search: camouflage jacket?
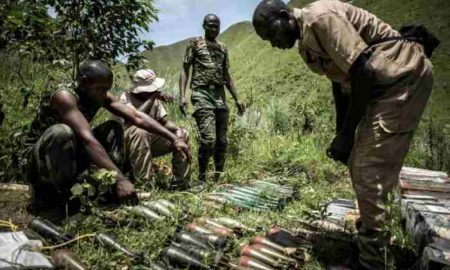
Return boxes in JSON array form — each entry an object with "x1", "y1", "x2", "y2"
[{"x1": 183, "y1": 37, "x2": 230, "y2": 89}]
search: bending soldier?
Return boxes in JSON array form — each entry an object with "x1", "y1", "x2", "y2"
[{"x1": 253, "y1": 0, "x2": 435, "y2": 269}]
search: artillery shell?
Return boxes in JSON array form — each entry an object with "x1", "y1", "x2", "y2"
[
  {"x1": 171, "y1": 241, "x2": 212, "y2": 260},
  {"x1": 29, "y1": 217, "x2": 72, "y2": 242},
  {"x1": 162, "y1": 246, "x2": 211, "y2": 270},
  {"x1": 238, "y1": 256, "x2": 276, "y2": 270},
  {"x1": 241, "y1": 245, "x2": 279, "y2": 267},
  {"x1": 52, "y1": 249, "x2": 88, "y2": 270},
  {"x1": 142, "y1": 201, "x2": 172, "y2": 217},
  {"x1": 95, "y1": 233, "x2": 141, "y2": 259},
  {"x1": 250, "y1": 237, "x2": 287, "y2": 255}
]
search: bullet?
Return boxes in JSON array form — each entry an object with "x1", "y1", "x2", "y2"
[
  {"x1": 29, "y1": 217, "x2": 72, "y2": 242},
  {"x1": 126, "y1": 206, "x2": 164, "y2": 221},
  {"x1": 52, "y1": 249, "x2": 88, "y2": 270},
  {"x1": 174, "y1": 232, "x2": 211, "y2": 250},
  {"x1": 161, "y1": 246, "x2": 212, "y2": 270},
  {"x1": 240, "y1": 245, "x2": 279, "y2": 267},
  {"x1": 142, "y1": 201, "x2": 172, "y2": 217},
  {"x1": 250, "y1": 237, "x2": 287, "y2": 255},
  {"x1": 95, "y1": 233, "x2": 142, "y2": 260},
  {"x1": 250, "y1": 244, "x2": 292, "y2": 262},
  {"x1": 238, "y1": 256, "x2": 276, "y2": 270}
]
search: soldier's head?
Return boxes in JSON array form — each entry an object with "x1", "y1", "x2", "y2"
[
  {"x1": 203, "y1": 14, "x2": 221, "y2": 41},
  {"x1": 77, "y1": 60, "x2": 113, "y2": 104},
  {"x1": 252, "y1": 0, "x2": 299, "y2": 49}
]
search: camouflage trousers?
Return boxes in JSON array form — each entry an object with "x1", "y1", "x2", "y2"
[
  {"x1": 349, "y1": 61, "x2": 433, "y2": 269},
  {"x1": 191, "y1": 85, "x2": 229, "y2": 181},
  {"x1": 124, "y1": 126, "x2": 190, "y2": 187},
  {"x1": 27, "y1": 120, "x2": 125, "y2": 208}
]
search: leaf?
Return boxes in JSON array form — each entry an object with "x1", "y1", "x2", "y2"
[{"x1": 70, "y1": 183, "x2": 84, "y2": 196}]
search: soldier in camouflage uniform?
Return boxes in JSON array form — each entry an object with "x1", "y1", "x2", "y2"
[
  {"x1": 24, "y1": 60, "x2": 189, "y2": 212},
  {"x1": 179, "y1": 14, "x2": 245, "y2": 183}
]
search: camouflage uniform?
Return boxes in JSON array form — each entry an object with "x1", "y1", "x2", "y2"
[
  {"x1": 118, "y1": 91, "x2": 190, "y2": 187},
  {"x1": 183, "y1": 37, "x2": 230, "y2": 178},
  {"x1": 24, "y1": 83, "x2": 125, "y2": 209},
  {"x1": 294, "y1": 1, "x2": 433, "y2": 269}
]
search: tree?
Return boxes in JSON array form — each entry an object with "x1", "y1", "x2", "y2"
[{"x1": 1, "y1": 0, "x2": 158, "y2": 73}]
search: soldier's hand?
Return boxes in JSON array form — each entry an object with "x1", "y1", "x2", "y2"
[
  {"x1": 173, "y1": 139, "x2": 190, "y2": 163},
  {"x1": 158, "y1": 92, "x2": 175, "y2": 103},
  {"x1": 175, "y1": 128, "x2": 189, "y2": 142},
  {"x1": 179, "y1": 97, "x2": 188, "y2": 117},
  {"x1": 235, "y1": 100, "x2": 246, "y2": 116},
  {"x1": 116, "y1": 177, "x2": 139, "y2": 205},
  {"x1": 327, "y1": 131, "x2": 354, "y2": 165}
]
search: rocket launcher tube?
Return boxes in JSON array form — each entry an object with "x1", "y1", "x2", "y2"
[
  {"x1": 238, "y1": 256, "x2": 276, "y2": 270},
  {"x1": 240, "y1": 245, "x2": 280, "y2": 267},
  {"x1": 162, "y1": 246, "x2": 212, "y2": 270}
]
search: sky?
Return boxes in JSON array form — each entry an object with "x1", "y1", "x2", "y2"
[{"x1": 144, "y1": 0, "x2": 289, "y2": 47}]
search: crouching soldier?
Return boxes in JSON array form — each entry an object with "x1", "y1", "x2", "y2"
[
  {"x1": 24, "y1": 60, "x2": 189, "y2": 213},
  {"x1": 119, "y1": 69, "x2": 190, "y2": 190}
]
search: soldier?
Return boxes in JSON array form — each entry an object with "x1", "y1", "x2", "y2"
[
  {"x1": 24, "y1": 60, "x2": 189, "y2": 213},
  {"x1": 179, "y1": 14, "x2": 245, "y2": 183},
  {"x1": 119, "y1": 69, "x2": 190, "y2": 190},
  {"x1": 253, "y1": 0, "x2": 435, "y2": 269}
]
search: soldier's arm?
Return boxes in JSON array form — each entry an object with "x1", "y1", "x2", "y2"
[
  {"x1": 223, "y1": 48, "x2": 245, "y2": 115},
  {"x1": 179, "y1": 63, "x2": 190, "y2": 103},
  {"x1": 331, "y1": 82, "x2": 349, "y2": 134},
  {"x1": 52, "y1": 91, "x2": 137, "y2": 203},
  {"x1": 105, "y1": 93, "x2": 189, "y2": 160}
]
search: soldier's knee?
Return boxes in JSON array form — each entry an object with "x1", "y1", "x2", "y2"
[
  {"x1": 45, "y1": 124, "x2": 75, "y2": 143},
  {"x1": 201, "y1": 138, "x2": 216, "y2": 151},
  {"x1": 216, "y1": 136, "x2": 227, "y2": 148},
  {"x1": 102, "y1": 120, "x2": 124, "y2": 136}
]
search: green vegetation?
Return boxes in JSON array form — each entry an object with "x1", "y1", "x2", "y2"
[{"x1": 0, "y1": 0, "x2": 449, "y2": 269}]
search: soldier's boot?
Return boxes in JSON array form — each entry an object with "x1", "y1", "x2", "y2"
[
  {"x1": 213, "y1": 152, "x2": 225, "y2": 181},
  {"x1": 197, "y1": 147, "x2": 210, "y2": 183},
  {"x1": 358, "y1": 228, "x2": 395, "y2": 270}
]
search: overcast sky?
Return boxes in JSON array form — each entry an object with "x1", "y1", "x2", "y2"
[{"x1": 144, "y1": 0, "x2": 289, "y2": 47}]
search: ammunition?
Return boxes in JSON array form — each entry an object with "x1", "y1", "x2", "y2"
[
  {"x1": 174, "y1": 232, "x2": 211, "y2": 250},
  {"x1": 250, "y1": 237, "x2": 287, "y2": 255},
  {"x1": 212, "y1": 217, "x2": 255, "y2": 232},
  {"x1": 212, "y1": 192, "x2": 272, "y2": 210},
  {"x1": 238, "y1": 256, "x2": 276, "y2": 270},
  {"x1": 126, "y1": 206, "x2": 164, "y2": 221},
  {"x1": 142, "y1": 201, "x2": 172, "y2": 217},
  {"x1": 194, "y1": 218, "x2": 236, "y2": 238},
  {"x1": 188, "y1": 232, "x2": 228, "y2": 249},
  {"x1": 156, "y1": 199, "x2": 178, "y2": 210},
  {"x1": 52, "y1": 249, "x2": 88, "y2": 270},
  {"x1": 29, "y1": 217, "x2": 72, "y2": 242},
  {"x1": 240, "y1": 245, "x2": 279, "y2": 267},
  {"x1": 171, "y1": 241, "x2": 212, "y2": 260},
  {"x1": 250, "y1": 244, "x2": 292, "y2": 262},
  {"x1": 95, "y1": 233, "x2": 142, "y2": 260},
  {"x1": 187, "y1": 223, "x2": 214, "y2": 234},
  {"x1": 161, "y1": 246, "x2": 211, "y2": 270},
  {"x1": 150, "y1": 262, "x2": 168, "y2": 270},
  {"x1": 229, "y1": 188, "x2": 279, "y2": 203}
]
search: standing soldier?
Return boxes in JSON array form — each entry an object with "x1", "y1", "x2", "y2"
[
  {"x1": 253, "y1": 0, "x2": 437, "y2": 269},
  {"x1": 179, "y1": 14, "x2": 245, "y2": 183}
]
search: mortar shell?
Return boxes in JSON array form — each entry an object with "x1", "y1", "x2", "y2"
[
  {"x1": 213, "y1": 217, "x2": 255, "y2": 233},
  {"x1": 127, "y1": 206, "x2": 164, "y2": 221},
  {"x1": 29, "y1": 217, "x2": 72, "y2": 242},
  {"x1": 187, "y1": 223, "x2": 214, "y2": 234},
  {"x1": 142, "y1": 201, "x2": 172, "y2": 217},
  {"x1": 52, "y1": 249, "x2": 88, "y2": 270},
  {"x1": 162, "y1": 246, "x2": 211, "y2": 270},
  {"x1": 195, "y1": 218, "x2": 236, "y2": 237},
  {"x1": 241, "y1": 245, "x2": 279, "y2": 267},
  {"x1": 238, "y1": 256, "x2": 276, "y2": 270},
  {"x1": 174, "y1": 232, "x2": 211, "y2": 250},
  {"x1": 171, "y1": 241, "x2": 212, "y2": 260},
  {"x1": 250, "y1": 244, "x2": 292, "y2": 262},
  {"x1": 95, "y1": 233, "x2": 141, "y2": 259},
  {"x1": 189, "y1": 232, "x2": 228, "y2": 249},
  {"x1": 250, "y1": 237, "x2": 287, "y2": 255}
]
